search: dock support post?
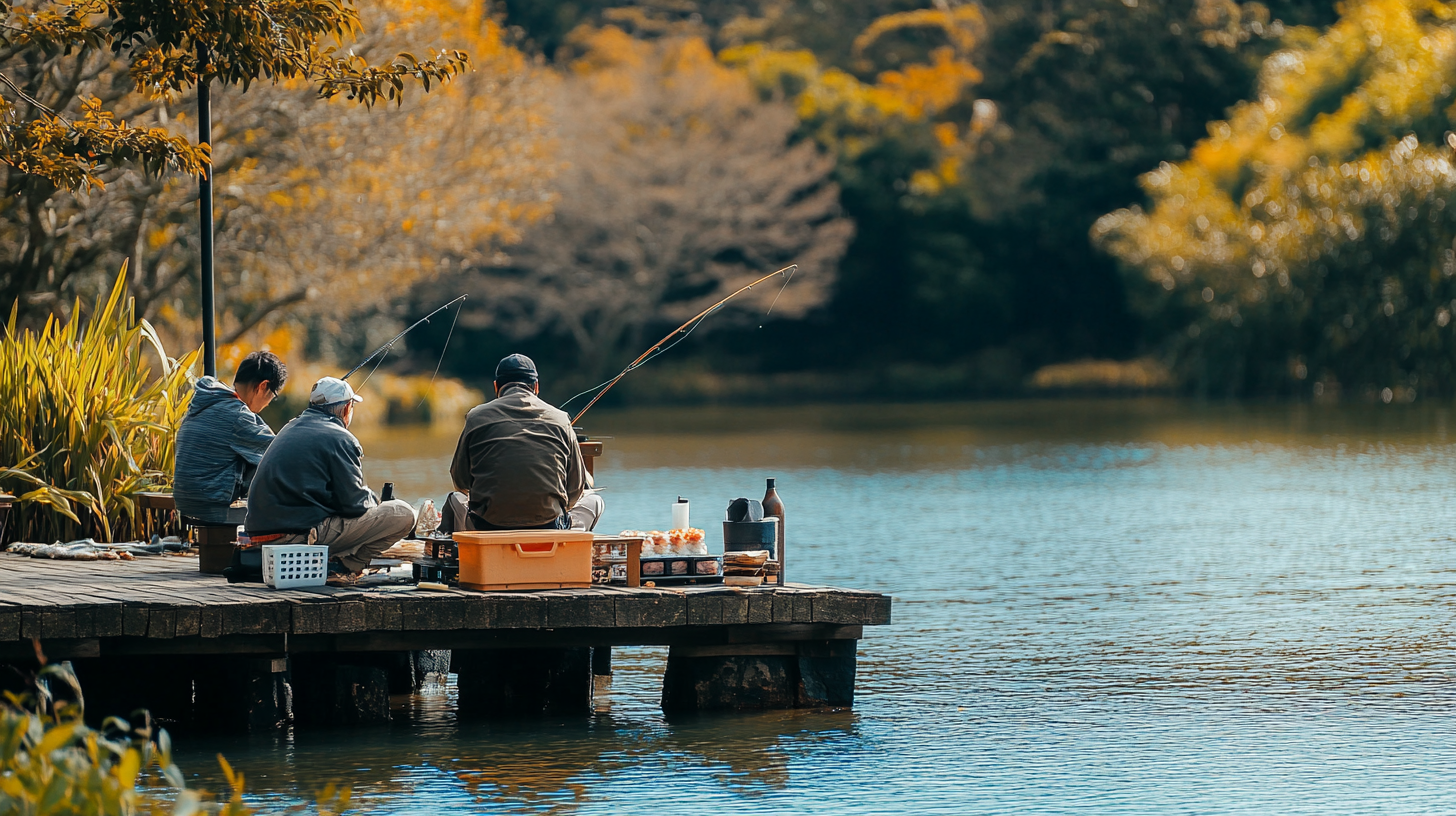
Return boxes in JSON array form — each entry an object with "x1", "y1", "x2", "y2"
[
  {"x1": 454, "y1": 648, "x2": 592, "y2": 718},
  {"x1": 291, "y1": 654, "x2": 391, "y2": 727},
  {"x1": 352, "y1": 650, "x2": 451, "y2": 694},
  {"x1": 194, "y1": 656, "x2": 291, "y2": 732},
  {"x1": 591, "y1": 646, "x2": 612, "y2": 676},
  {"x1": 71, "y1": 656, "x2": 197, "y2": 730},
  {"x1": 660, "y1": 641, "x2": 857, "y2": 713}
]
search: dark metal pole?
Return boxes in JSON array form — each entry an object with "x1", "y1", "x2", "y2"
[{"x1": 197, "y1": 47, "x2": 216, "y2": 377}]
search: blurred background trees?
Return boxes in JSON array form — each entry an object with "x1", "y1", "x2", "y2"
[
  {"x1": 13, "y1": 0, "x2": 1456, "y2": 404},
  {"x1": 428, "y1": 28, "x2": 851, "y2": 388},
  {"x1": 1097, "y1": 0, "x2": 1456, "y2": 398}
]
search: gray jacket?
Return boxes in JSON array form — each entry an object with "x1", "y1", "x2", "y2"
[
  {"x1": 173, "y1": 376, "x2": 275, "y2": 524},
  {"x1": 245, "y1": 407, "x2": 375, "y2": 535}
]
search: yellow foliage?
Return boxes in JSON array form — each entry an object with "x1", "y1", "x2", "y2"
[
  {"x1": 157, "y1": 0, "x2": 557, "y2": 347},
  {"x1": 876, "y1": 47, "x2": 983, "y2": 119},
  {"x1": 721, "y1": 16, "x2": 982, "y2": 180},
  {"x1": 852, "y1": 5, "x2": 986, "y2": 62},
  {"x1": 1095, "y1": 0, "x2": 1456, "y2": 393},
  {"x1": 0, "y1": 267, "x2": 198, "y2": 543}
]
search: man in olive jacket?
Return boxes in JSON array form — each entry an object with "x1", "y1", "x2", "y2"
[
  {"x1": 246, "y1": 377, "x2": 415, "y2": 579},
  {"x1": 447, "y1": 354, "x2": 603, "y2": 531}
]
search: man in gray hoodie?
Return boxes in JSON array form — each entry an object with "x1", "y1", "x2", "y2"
[
  {"x1": 245, "y1": 377, "x2": 415, "y2": 582},
  {"x1": 173, "y1": 351, "x2": 287, "y2": 524}
]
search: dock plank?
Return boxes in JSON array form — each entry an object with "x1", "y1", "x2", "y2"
[{"x1": 0, "y1": 554, "x2": 889, "y2": 655}]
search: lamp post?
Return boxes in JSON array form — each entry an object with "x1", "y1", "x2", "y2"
[{"x1": 197, "y1": 46, "x2": 216, "y2": 378}]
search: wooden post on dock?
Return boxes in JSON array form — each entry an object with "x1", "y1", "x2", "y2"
[
  {"x1": 291, "y1": 654, "x2": 392, "y2": 727},
  {"x1": 454, "y1": 648, "x2": 593, "y2": 718},
  {"x1": 660, "y1": 640, "x2": 857, "y2": 713},
  {"x1": 194, "y1": 656, "x2": 292, "y2": 731}
]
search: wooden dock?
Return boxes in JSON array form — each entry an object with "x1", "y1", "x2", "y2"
[{"x1": 0, "y1": 553, "x2": 891, "y2": 728}]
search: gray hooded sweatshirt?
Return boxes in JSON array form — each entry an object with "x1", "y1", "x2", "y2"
[{"x1": 173, "y1": 376, "x2": 275, "y2": 524}]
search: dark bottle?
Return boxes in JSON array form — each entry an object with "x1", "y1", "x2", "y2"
[
  {"x1": 762, "y1": 478, "x2": 784, "y2": 584},
  {"x1": 380, "y1": 482, "x2": 395, "y2": 502}
]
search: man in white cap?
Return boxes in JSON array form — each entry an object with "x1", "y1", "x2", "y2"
[{"x1": 245, "y1": 376, "x2": 415, "y2": 584}]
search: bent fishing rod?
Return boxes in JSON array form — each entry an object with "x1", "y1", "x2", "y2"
[
  {"x1": 342, "y1": 294, "x2": 468, "y2": 381},
  {"x1": 566, "y1": 264, "x2": 798, "y2": 425}
]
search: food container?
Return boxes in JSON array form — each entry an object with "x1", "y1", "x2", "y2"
[
  {"x1": 592, "y1": 534, "x2": 645, "y2": 585},
  {"x1": 453, "y1": 530, "x2": 594, "y2": 591},
  {"x1": 631, "y1": 555, "x2": 723, "y2": 585}
]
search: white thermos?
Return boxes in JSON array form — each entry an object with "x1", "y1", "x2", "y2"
[{"x1": 672, "y1": 496, "x2": 690, "y2": 529}]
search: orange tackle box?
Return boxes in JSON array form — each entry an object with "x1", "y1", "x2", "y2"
[{"x1": 453, "y1": 530, "x2": 594, "y2": 591}]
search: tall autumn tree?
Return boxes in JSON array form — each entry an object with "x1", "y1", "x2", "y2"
[
  {"x1": 1096, "y1": 0, "x2": 1456, "y2": 398},
  {"x1": 0, "y1": 0, "x2": 469, "y2": 322},
  {"x1": 143, "y1": 0, "x2": 556, "y2": 350},
  {"x1": 433, "y1": 28, "x2": 851, "y2": 382}
]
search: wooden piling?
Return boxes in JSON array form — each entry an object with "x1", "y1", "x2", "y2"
[
  {"x1": 291, "y1": 654, "x2": 391, "y2": 727},
  {"x1": 455, "y1": 648, "x2": 593, "y2": 718},
  {"x1": 660, "y1": 640, "x2": 856, "y2": 712},
  {"x1": 194, "y1": 655, "x2": 292, "y2": 731}
]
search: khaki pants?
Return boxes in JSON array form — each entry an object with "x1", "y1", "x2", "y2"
[{"x1": 276, "y1": 500, "x2": 416, "y2": 573}]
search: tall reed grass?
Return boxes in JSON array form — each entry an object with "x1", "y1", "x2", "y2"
[{"x1": 0, "y1": 266, "x2": 198, "y2": 544}]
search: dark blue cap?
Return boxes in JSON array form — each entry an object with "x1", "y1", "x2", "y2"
[{"x1": 495, "y1": 353, "x2": 538, "y2": 385}]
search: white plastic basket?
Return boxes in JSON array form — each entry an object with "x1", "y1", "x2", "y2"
[{"x1": 261, "y1": 544, "x2": 329, "y2": 588}]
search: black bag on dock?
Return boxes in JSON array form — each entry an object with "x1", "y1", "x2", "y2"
[{"x1": 222, "y1": 546, "x2": 264, "y2": 583}]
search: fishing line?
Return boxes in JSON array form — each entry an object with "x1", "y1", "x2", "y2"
[
  {"x1": 760, "y1": 264, "x2": 797, "y2": 326},
  {"x1": 558, "y1": 304, "x2": 719, "y2": 413},
  {"x1": 357, "y1": 346, "x2": 388, "y2": 390},
  {"x1": 342, "y1": 294, "x2": 468, "y2": 381},
  {"x1": 564, "y1": 264, "x2": 797, "y2": 424},
  {"x1": 415, "y1": 297, "x2": 463, "y2": 409}
]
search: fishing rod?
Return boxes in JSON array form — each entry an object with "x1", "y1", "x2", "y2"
[
  {"x1": 342, "y1": 294, "x2": 468, "y2": 381},
  {"x1": 566, "y1": 264, "x2": 797, "y2": 425}
]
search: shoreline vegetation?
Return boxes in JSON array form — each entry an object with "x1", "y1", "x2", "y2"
[
  {"x1": 0, "y1": 273, "x2": 195, "y2": 545},
  {"x1": 0, "y1": 660, "x2": 343, "y2": 816}
]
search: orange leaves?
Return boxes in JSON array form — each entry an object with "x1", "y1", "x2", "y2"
[
  {"x1": 721, "y1": 13, "x2": 984, "y2": 201},
  {"x1": 195, "y1": 0, "x2": 555, "y2": 346},
  {"x1": 851, "y1": 5, "x2": 985, "y2": 67},
  {"x1": 0, "y1": 93, "x2": 209, "y2": 190},
  {"x1": 0, "y1": 0, "x2": 474, "y2": 190},
  {"x1": 1096, "y1": 0, "x2": 1456, "y2": 393},
  {"x1": 875, "y1": 47, "x2": 983, "y2": 119}
]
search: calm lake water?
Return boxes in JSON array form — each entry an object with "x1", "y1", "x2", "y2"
[{"x1": 175, "y1": 399, "x2": 1456, "y2": 814}]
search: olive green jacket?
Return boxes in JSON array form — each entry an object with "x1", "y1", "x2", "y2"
[{"x1": 449, "y1": 383, "x2": 585, "y2": 528}]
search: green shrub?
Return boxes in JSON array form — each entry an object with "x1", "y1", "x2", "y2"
[
  {"x1": 0, "y1": 662, "x2": 351, "y2": 816},
  {"x1": 0, "y1": 266, "x2": 197, "y2": 543}
]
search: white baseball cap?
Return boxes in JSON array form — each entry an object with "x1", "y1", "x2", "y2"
[{"x1": 309, "y1": 376, "x2": 364, "y2": 406}]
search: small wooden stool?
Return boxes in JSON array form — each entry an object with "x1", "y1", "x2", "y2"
[
  {"x1": 136, "y1": 492, "x2": 180, "y2": 541},
  {"x1": 183, "y1": 505, "x2": 245, "y2": 575},
  {"x1": 0, "y1": 493, "x2": 14, "y2": 549}
]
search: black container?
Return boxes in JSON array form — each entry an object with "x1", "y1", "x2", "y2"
[
  {"x1": 631, "y1": 555, "x2": 723, "y2": 585},
  {"x1": 381, "y1": 482, "x2": 395, "y2": 502},
  {"x1": 723, "y1": 518, "x2": 777, "y2": 558}
]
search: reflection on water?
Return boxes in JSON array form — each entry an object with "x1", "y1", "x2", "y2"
[{"x1": 179, "y1": 400, "x2": 1456, "y2": 814}]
